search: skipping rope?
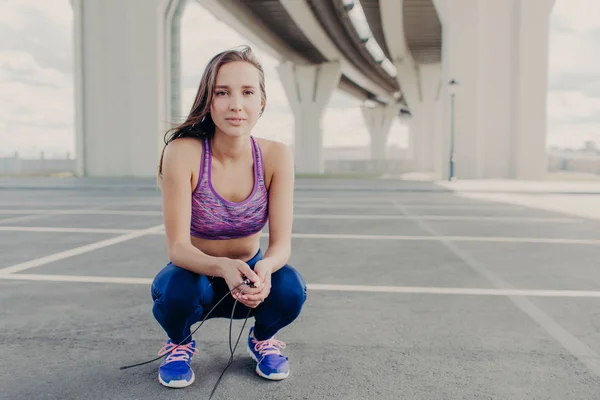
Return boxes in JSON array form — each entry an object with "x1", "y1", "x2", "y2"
[{"x1": 120, "y1": 278, "x2": 255, "y2": 399}]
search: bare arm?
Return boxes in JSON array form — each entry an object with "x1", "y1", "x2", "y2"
[
  {"x1": 261, "y1": 142, "x2": 295, "y2": 273},
  {"x1": 161, "y1": 139, "x2": 223, "y2": 277}
]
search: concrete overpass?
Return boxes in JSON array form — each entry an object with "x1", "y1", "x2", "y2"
[{"x1": 70, "y1": 0, "x2": 555, "y2": 179}]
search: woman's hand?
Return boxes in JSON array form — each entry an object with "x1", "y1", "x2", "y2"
[
  {"x1": 237, "y1": 260, "x2": 273, "y2": 308},
  {"x1": 218, "y1": 258, "x2": 262, "y2": 301}
]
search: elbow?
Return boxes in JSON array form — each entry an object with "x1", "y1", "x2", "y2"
[{"x1": 167, "y1": 240, "x2": 188, "y2": 266}]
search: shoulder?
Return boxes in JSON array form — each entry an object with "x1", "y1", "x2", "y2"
[
  {"x1": 163, "y1": 136, "x2": 203, "y2": 159},
  {"x1": 161, "y1": 137, "x2": 204, "y2": 179},
  {"x1": 253, "y1": 137, "x2": 292, "y2": 168},
  {"x1": 253, "y1": 137, "x2": 293, "y2": 189}
]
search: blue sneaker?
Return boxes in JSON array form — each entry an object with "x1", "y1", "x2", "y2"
[
  {"x1": 157, "y1": 339, "x2": 199, "y2": 388},
  {"x1": 246, "y1": 327, "x2": 290, "y2": 380}
]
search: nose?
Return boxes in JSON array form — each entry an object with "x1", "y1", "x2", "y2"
[{"x1": 229, "y1": 94, "x2": 242, "y2": 112}]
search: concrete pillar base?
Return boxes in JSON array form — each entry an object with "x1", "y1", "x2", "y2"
[{"x1": 361, "y1": 103, "x2": 402, "y2": 160}]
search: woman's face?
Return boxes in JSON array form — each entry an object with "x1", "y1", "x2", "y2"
[{"x1": 210, "y1": 61, "x2": 264, "y2": 138}]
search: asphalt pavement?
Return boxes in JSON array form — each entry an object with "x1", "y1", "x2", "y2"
[{"x1": 2, "y1": 177, "x2": 600, "y2": 399}]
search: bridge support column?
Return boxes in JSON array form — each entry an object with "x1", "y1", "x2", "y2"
[
  {"x1": 71, "y1": 0, "x2": 185, "y2": 177},
  {"x1": 406, "y1": 63, "x2": 443, "y2": 178},
  {"x1": 442, "y1": 0, "x2": 555, "y2": 179},
  {"x1": 277, "y1": 61, "x2": 341, "y2": 174},
  {"x1": 361, "y1": 103, "x2": 401, "y2": 160}
]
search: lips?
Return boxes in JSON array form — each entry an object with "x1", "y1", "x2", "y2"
[{"x1": 226, "y1": 117, "x2": 245, "y2": 126}]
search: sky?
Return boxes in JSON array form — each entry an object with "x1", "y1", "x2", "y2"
[{"x1": 0, "y1": 0, "x2": 598, "y2": 158}]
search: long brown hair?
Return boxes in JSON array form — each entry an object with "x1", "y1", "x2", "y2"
[{"x1": 157, "y1": 45, "x2": 267, "y2": 180}]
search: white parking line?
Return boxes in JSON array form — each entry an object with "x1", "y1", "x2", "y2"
[
  {"x1": 0, "y1": 209, "x2": 161, "y2": 216},
  {"x1": 293, "y1": 197, "x2": 483, "y2": 205},
  {"x1": 0, "y1": 208, "x2": 117, "y2": 224},
  {"x1": 394, "y1": 200, "x2": 600, "y2": 378},
  {"x1": 0, "y1": 227, "x2": 598, "y2": 245},
  {"x1": 0, "y1": 209, "x2": 580, "y2": 223},
  {"x1": 294, "y1": 203, "x2": 525, "y2": 210},
  {"x1": 3, "y1": 273, "x2": 600, "y2": 299},
  {"x1": 294, "y1": 199, "x2": 475, "y2": 205},
  {"x1": 0, "y1": 214, "x2": 57, "y2": 224},
  {"x1": 294, "y1": 198, "x2": 396, "y2": 205},
  {"x1": 0, "y1": 224, "x2": 164, "y2": 274},
  {"x1": 294, "y1": 214, "x2": 581, "y2": 223},
  {"x1": 307, "y1": 284, "x2": 600, "y2": 297},
  {"x1": 287, "y1": 233, "x2": 600, "y2": 245},
  {"x1": 0, "y1": 273, "x2": 151, "y2": 285},
  {"x1": 0, "y1": 226, "x2": 136, "y2": 234}
]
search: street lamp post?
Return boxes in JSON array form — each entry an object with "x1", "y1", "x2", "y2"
[{"x1": 448, "y1": 79, "x2": 458, "y2": 181}]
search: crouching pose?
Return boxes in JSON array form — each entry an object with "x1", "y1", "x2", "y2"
[{"x1": 152, "y1": 45, "x2": 306, "y2": 388}]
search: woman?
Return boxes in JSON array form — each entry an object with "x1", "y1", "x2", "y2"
[{"x1": 151, "y1": 46, "x2": 307, "y2": 389}]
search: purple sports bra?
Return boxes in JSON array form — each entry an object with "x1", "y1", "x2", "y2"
[{"x1": 190, "y1": 136, "x2": 268, "y2": 240}]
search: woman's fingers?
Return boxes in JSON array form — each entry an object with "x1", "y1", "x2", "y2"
[
  {"x1": 239, "y1": 283, "x2": 270, "y2": 302},
  {"x1": 232, "y1": 293, "x2": 261, "y2": 308},
  {"x1": 240, "y1": 284, "x2": 262, "y2": 295},
  {"x1": 233, "y1": 287, "x2": 262, "y2": 302},
  {"x1": 231, "y1": 288, "x2": 260, "y2": 301},
  {"x1": 235, "y1": 292, "x2": 262, "y2": 303},
  {"x1": 241, "y1": 292, "x2": 264, "y2": 302}
]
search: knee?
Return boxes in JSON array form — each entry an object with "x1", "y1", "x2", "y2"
[
  {"x1": 269, "y1": 265, "x2": 307, "y2": 313},
  {"x1": 151, "y1": 263, "x2": 201, "y2": 311}
]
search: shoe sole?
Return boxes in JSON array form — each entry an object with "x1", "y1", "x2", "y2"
[
  {"x1": 246, "y1": 345, "x2": 289, "y2": 381},
  {"x1": 158, "y1": 370, "x2": 195, "y2": 388}
]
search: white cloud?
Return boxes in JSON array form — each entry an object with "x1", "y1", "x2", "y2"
[
  {"x1": 553, "y1": 0, "x2": 600, "y2": 33},
  {"x1": 0, "y1": 0, "x2": 71, "y2": 26},
  {"x1": 547, "y1": 121, "x2": 600, "y2": 149},
  {"x1": 322, "y1": 107, "x2": 369, "y2": 147},
  {"x1": 547, "y1": 91, "x2": 600, "y2": 122},
  {"x1": 0, "y1": 51, "x2": 68, "y2": 86},
  {"x1": 0, "y1": 50, "x2": 73, "y2": 157},
  {"x1": 388, "y1": 119, "x2": 409, "y2": 148},
  {"x1": 0, "y1": 0, "x2": 73, "y2": 157},
  {"x1": 547, "y1": 1, "x2": 600, "y2": 149},
  {"x1": 549, "y1": 32, "x2": 599, "y2": 79},
  {"x1": 0, "y1": 0, "x2": 72, "y2": 73}
]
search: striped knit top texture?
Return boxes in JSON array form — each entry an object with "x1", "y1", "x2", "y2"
[{"x1": 190, "y1": 136, "x2": 268, "y2": 240}]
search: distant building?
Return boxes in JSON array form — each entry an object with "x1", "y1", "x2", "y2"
[
  {"x1": 582, "y1": 141, "x2": 599, "y2": 154},
  {"x1": 548, "y1": 142, "x2": 600, "y2": 174}
]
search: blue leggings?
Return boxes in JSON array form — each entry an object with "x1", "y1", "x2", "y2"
[{"x1": 151, "y1": 249, "x2": 307, "y2": 342}]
